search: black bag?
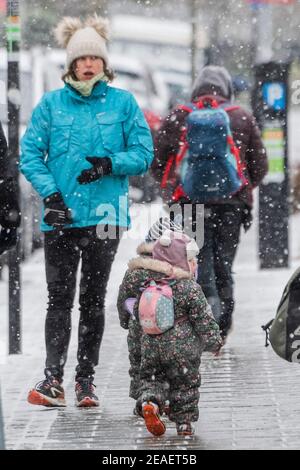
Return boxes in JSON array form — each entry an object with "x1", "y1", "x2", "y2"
[
  {"x1": 262, "y1": 267, "x2": 300, "y2": 363},
  {"x1": 0, "y1": 178, "x2": 21, "y2": 228}
]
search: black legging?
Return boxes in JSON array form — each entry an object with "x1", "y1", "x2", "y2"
[{"x1": 44, "y1": 226, "x2": 122, "y2": 381}]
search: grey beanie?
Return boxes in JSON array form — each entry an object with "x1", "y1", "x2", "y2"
[{"x1": 191, "y1": 65, "x2": 234, "y2": 101}]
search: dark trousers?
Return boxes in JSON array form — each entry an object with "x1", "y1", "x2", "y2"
[
  {"x1": 44, "y1": 226, "x2": 121, "y2": 381},
  {"x1": 197, "y1": 204, "x2": 244, "y2": 335}
]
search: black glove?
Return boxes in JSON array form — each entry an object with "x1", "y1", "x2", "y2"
[
  {"x1": 0, "y1": 178, "x2": 21, "y2": 229},
  {"x1": 43, "y1": 192, "x2": 73, "y2": 227},
  {"x1": 0, "y1": 227, "x2": 17, "y2": 256},
  {"x1": 77, "y1": 157, "x2": 112, "y2": 185}
]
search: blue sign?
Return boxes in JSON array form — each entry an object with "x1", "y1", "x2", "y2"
[{"x1": 262, "y1": 82, "x2": 286, "y2": 110}]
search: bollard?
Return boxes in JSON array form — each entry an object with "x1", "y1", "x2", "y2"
[{"x1": 252, "y1": 62, "x2": 290, "y2": 269}]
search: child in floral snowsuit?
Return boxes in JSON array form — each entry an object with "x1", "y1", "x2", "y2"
[
  {"x1": 118, "y1": 217, "x2": 182, "y2": 403},
  {"x1": 117, "y1": 230, "x2": 222, "y2": 437}
]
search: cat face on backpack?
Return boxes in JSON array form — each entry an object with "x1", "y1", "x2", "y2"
[{"x1": 139, "y1": 280, "x2": 175, "y2": 335}]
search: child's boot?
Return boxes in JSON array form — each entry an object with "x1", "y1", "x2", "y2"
[
  {"x1": 142, "y1": 401, "x2": 166, "y2": 436},
  {"x1": 176, "y1": 422, "x2": 195, "y2": 436}
]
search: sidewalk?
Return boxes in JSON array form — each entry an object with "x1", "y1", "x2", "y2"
[{"x1": 1, "y1": 205, "x2": 300, "y2": 450}]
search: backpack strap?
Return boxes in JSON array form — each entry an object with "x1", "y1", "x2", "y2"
[
  {"x1": 171, "y1": 184, "x2": 189, "y2": 202},
  {"x1": 160, "y1": 105, "x2": 192, "y2": 192},
  {"x1": 223, "y1": 105, "x2": 240, "y2": 113},
  {"x1": 227, "y1": 134, "x2": 248, "y2": 187},
  {"x1": 177, "y1": 104, "x2": 195, "y2": 113},
  {"x1": 261, "y1": 319, "x2": 274, "y2": 347},
  {"x1": 140, "y1": 278, "x2": 177, "y2": 289},
  {"x1": 174, "y1": 104, "x2": 197, "y2": 164},
  {"x1": 161, "y1": 154, "x2": 175, "y2": 189}
]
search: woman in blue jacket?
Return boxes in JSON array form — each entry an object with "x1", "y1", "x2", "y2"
[{"x1": 20, "y1": 15, "x2": 153, "y2": 408}]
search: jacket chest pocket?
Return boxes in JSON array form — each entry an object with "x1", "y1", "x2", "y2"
[
  {"x1": 49, "y1": 115, "x2": 74, "y2": 160},
  {"x1": 96, "y1": 112, "x2": 126, "y2": 153}
]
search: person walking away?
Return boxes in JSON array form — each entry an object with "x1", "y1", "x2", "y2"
[
  {"x1": 152, "y1": 65, "x2": 268, "y2": 340},
  {"x1": 20, "y1": 15, "x2": 153, "y2": 408}
]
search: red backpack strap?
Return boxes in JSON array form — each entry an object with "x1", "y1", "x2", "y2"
[
  {"x1": 161, "y1": 154, "x2": 175, "y2": 189},
  {"x1": 177, "y1": 104, "x2": 194, "y2": 113},
  {"x1": 171, "y1": 184, "x2": 189, "y2": 202},
  {"x1": 160, "y1": 106, "x2": 192, "y2": 190},
  {"x1": 224, "y1": 105, "x2": 240, "y2": 113},
  {"x1": 227, "y1": 135, "x2": 248, "y2": 186},
  {"x1": 176, "y1": 137, "x2": 189, "y2": 165}
]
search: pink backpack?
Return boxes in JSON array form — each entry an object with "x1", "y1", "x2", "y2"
[{"x1": 138, "y1": 279, "x2": 175, "y2": 335}]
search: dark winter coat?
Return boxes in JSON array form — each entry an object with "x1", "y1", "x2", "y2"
[
  {"x1": 152, "y1": 94, "x2": 268, "y2": 208},
  {"x1": 117, "y1": 254, "x2": 222, "y2": 423},
  {"x1": 118, "y1": 254, "x2": 222, "y2": 351}
]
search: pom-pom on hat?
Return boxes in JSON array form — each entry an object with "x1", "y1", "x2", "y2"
[
  {"x1": 54, "y1": 14, "x2": 110, "y2": 69},
  {"x1": 152, "y1": 230, "x2": 199, "y2": 273}
]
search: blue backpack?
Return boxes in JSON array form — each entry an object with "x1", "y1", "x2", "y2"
[{"x1": 161, "y1": 97, "x2": 247, "y2": 203}]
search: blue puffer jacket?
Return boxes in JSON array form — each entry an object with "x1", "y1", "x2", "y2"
[{"x1": 20, "y1": 81, "x2": 153, "y2": 231}]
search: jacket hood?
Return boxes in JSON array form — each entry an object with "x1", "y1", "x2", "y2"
[
  {"x1": 136, "y1": 241, "x2": 155, "y2": 256},
  {"x1": 191, "y1": 65, "x2": 234, "y2": 102},
  {"x1": 128, "y1": 256, "x2": 193, "y2": 280}
]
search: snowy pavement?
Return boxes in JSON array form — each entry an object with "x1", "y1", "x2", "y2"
[{"x1": 1, "y1": 204, "x2": 300, "y2": 450}]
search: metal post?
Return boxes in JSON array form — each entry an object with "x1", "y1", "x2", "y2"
[
  {"x1": 190, "y1": 0, "x2": 198, "y2": 83},
  {"x1": 7, "y1": 0, "x2": 21, "y2": 354},
  {"x1": 256, "y1": 4, "x2": 273, "y2": 64},
  {"x1": 0, "y1": 383, "x2": 5, "y2": 450},
  {"x1": 252, "y1": 62, "x2": 290, "y2": 269}
]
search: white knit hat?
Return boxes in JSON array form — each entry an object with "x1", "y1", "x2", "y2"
[{"x1": 54, "y1": 15, "x2": 110, "y2": 69}]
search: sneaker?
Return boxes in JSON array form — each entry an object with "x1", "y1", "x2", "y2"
[
  {"x1": 75, "y1": 378, "x2": 99, "y2": 407},
  {"x1": 27, "y1": 377, "x2": 66, "y2": 407},
  {"x1": 176, "y1": 422, "x2": 195, "y2": 436},
  {"x1": 142, "y1": 401, "x2": 166, "y2": 437}
]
